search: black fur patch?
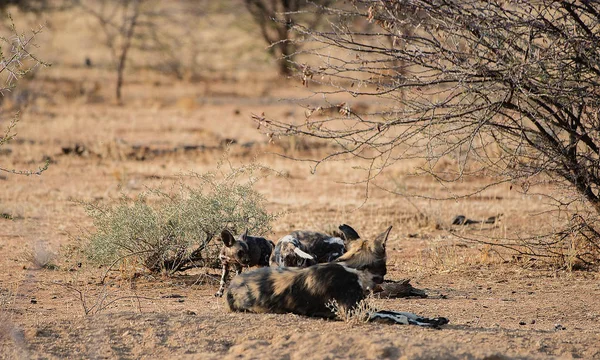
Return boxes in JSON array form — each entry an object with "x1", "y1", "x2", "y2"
[
  {"x1": 291, "y1": 231, "x2": 346, "y2": 263},
  {"x1": 244, "y1": 236, "x2": 273, "y2": 267}
]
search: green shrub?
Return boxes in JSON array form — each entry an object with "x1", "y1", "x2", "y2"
[{"x1": 82, "y1": 164, "x2": 277, "y2": 275}]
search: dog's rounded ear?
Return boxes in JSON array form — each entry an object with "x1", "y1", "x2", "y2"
[
  {"x1": 338, "y1": 224, "x2": 361, "y2": 241},
  {"x1": 221, "y1": 229, "x2": 236, "y2": 247},
  {"x1": 374, "y1": 226, "x2": 392, "y2": 248}
]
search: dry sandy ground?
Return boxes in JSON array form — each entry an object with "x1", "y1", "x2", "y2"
[{"x1": 0, "y1": 72, "x2": 599, "y2": 360}]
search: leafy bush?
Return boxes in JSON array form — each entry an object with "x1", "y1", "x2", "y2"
[{"x1": 82, "y1": 164, "x2": 277, "y2": 275}]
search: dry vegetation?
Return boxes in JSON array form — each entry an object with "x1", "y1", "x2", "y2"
[{"x1": 0, "y1": 2, "x2": 599, "y2": 359}]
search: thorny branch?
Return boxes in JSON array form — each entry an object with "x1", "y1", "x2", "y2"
[
  {"x1": 0, "y1": 14, "x2": 49, "y2": 176},
  {"x1": 258, "y1": 0, "x2": 600, "y2": 267}
]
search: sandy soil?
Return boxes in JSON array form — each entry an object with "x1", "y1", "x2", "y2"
[
  {"x1": 1, "y1": 77, "x2": 599, "y2": 359},
  {"x1": 0, "y1": 5, "x2": 599, "y2": 359}
]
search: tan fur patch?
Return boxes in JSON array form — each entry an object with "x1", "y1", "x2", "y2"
[
  {"x1": 336, "y1": 239, "x2": 367, "y2": 261},
  {"x1": 272, "y1": 270, "x2": 300, "y2": 296},
  {"x1": 337, "y1": 239, "x2": 383, "y2": 268},
  {"x1": 247, "y1": 281, "x2": 262, "y2": 302},
  {"x1": 283, "y1": 293, "x2": 297, "y2": 310},
  {"x1": 303, "y1": 269, "x2": 326, "y2": 295}
]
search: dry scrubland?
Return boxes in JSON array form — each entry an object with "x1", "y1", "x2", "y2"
[{"x1": 0, "y1": 5, "x2": 599, "y2": 360}]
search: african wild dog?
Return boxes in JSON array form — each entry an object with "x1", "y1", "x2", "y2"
[
  {"x1": 290, "y1": 230, "x2": 344, "y2": 263},
  {"x1": 269, "y1": 235, "x2": 316, "y2": 268},
  {"x1": 214, "y1": 229, "x2": 274, "y2": 297},
  {"x1": 290, "y1": 223, "x2": 361, "y2": 264},
  {"x1": 270, "y1": 224, "x2": 361, "y2": 268},
  {"x1": 225, "y1": 226, "x2": 448, "y2": 326}
]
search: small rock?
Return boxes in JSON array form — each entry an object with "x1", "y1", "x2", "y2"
[
  {"x1": 519, "y1": 321, "x2": 526, "y2": 325},
  {"x1": 161, "y1": 294, "x2": 185, "y2": 299},
  {"x1": 554, "y1": 324, "x2": 566, "y2": 331},
  {"x1": 30, "y1": 298, "x2": 37, "y2": 304},
  {"x1": 184, "y1": 310, "x2": 197, "y2": 316},
  {"x1": 531, "y1": 319, "x2": 536, "y2": 324}
]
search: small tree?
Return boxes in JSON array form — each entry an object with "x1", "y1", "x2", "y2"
[
  {"x1": 258, "y1": 0, "x2": 600, "y2": 267},
  {"x1": 0, "y1": 15, "x2": 49, "y2": 175},
  {"x1": 244, "y1": 0, "x2": 332, "y2": 76},
  {"x1": 82, "y1": 162, "x2": 277, "y2": 276},
  {"x1": 74, "y1": 0, "x2": 210, "y2": 101},
  {"x1": 74, "y1": 0, "x2": 144, "y2": 103}
]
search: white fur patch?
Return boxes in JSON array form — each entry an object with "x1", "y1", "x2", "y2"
[
  {"x1": 293, "y1": 247, "x2": 315, "y2": 260},
  {"x1": 341, "y1": 266, "x2": 375, "y2": 292},
  {"x1": 278, "y1": 235, "x2": 296, "y2": 243},
  {"x1": 369, "y1": 312, "x2": 410, "y2": 325},
  {"x1": 324, "y1": 237, "x2": 344, "y2": 246}
]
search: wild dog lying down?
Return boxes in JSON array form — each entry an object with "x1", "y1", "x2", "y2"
[
  {"x1": 226, "y1": 226, "x2": 448, "y2": 327},
  {"x1": 269, "y1": 235, "x2": 317, "y2": 268},
  {"x1": 214, "y1": 229, "x2": 274, "y2": 297},
  {"x1": 290, "y1": 223, "x2": 361, "y2": 264},
  {"x1": 269, "y1": 224, "x2": 361, "y2": 268}
]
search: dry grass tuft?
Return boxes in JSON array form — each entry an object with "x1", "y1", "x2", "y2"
[
  {"x1": 326, "y1": 295, "x2": 378, "y2": 325},
  {"x1": 21, "y1": 242, "x2": 57, "y2": 270}
]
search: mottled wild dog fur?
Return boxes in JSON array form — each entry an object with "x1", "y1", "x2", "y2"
[
  {"x1": 291, "y1": 224, "x2": 361, "y2": 263},
  {"x1": 225, "y1": 226, "x2": 391, "y2": 318},
  {"x1": 269, "y1": 235, "x2": 316, "y2": 268},
  {"x1": 291, "y1": 231, "x2": 345, "y2": 263},
  {"x1": 214, "y1": 229, "x2": 274, "y2": 297}
]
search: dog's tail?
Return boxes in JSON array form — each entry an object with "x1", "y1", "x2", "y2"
[{"x1": 368, "y1": 310, "x2": 449, "y2": 328}]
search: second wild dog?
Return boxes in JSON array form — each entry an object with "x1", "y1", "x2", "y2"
[
  {"x1": 290, "y1": 223, "x2": 361, "y2": 263},
  {"x1": 269, "y1": 234, "x2": 317, "y2": 268},
  {"x1": 270, "y1": 224, "x2": 361, "y2": 268},
  {"x1": 214, "y1": 229, "x2": 274, "y2": 297}
]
